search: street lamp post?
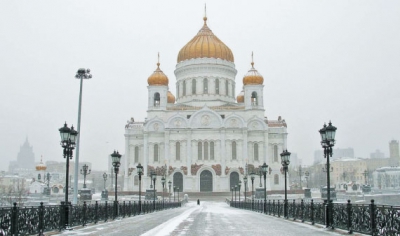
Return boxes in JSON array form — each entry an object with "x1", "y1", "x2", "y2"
[
  {"x1": 319, "y1": 121, "x2": 337, "y2": 228},
  {"x1": 151, "y1": 172, "x2": 156, "y2": 210},
  {"x1": 231, "y1": 187, "x2": 234, "y2": 202},
  {"x1": 305, "y1": 171, "x2": 310, "y2": 188},
  {"x1": 111, "y1": 150, "x2": 122, "y2": 219},
  {"x1": 250, "y1": 172, "x2": 255, "y2": 210},
  {"x1": 161, "y1": 176, "x2": 165, "y2": 209},
  {"x1": 177, "y1": 187, "x2": 180, "y2": 202},
  {"x1": 102, "y1": 173, "x2": 107, "y2": 190},
  {"x1": 59, "y1": 122, "x2": 78, "y2": 229},
  {"x1": 168, "y1": 180, "x2": 171, "y2": 202},
  {"x1": 137, "y1": 163, "x2": 143, "y2": 214},
  {"x1": 73, "y1": 68, "x2": 92, "y2": 205},
  {"x1": 280, "y1": 150, "x2": 291, "y2": 219},
  {"x1": 101, "y1": 172, "x2": 108, "y2": 201},
  {"x1": 261, "y1": 163, "x2": 268, "y2": 213},
  {"x1": 234, "y1": 185, "x2": 237, "y2": 207},
  {"x1": 80, "y1": 164, "x2": 91, "y2": 189},
  {"x1": 238, "y1": 180, "x2": 242, "y2": 206},
  {"x1": 243, "y1": 175, "x2": 248, "y2": 203},
  {"x1": 173, "y1": 186, "x2": 176, "y2": 202}
]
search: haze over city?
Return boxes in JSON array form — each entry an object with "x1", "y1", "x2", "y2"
[{"x1": 1, "y1": 0, "x2": 399, "y2": 171}]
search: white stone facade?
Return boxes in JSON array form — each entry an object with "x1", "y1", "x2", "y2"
[{"x1": 123, "y1": 20, "x2": 288, "y2": 193}]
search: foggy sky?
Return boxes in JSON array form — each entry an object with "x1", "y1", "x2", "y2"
[{"x1": 1, "y1": 0, "x2": 399, "y2": 171}]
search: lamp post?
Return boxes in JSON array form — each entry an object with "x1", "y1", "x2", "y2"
[
  {"x1": 177, "y1": 187, "x2": 180, "y2": 202},
  {"x1": 280, "y1": 150, "x2": 291, "y2": 219},
  {"x1": 101, "y1": 172, "x2": 108, "y2": 201},
  {"x1": 111, "y1": 150, "x2": 121, "y2": 219},
  {"x1": 137, "y1": 163, "x2": 143, "y2": 214},
  {"x1": 243, "y1": 175, "x2": 248, "y2": 203},
  {"x1": 151, "y1": 172, "x2": 156, "y2": 210},
  {"x1": 168, "y1": 180, "x2": 171, "y2": 202},
  {"x1": 234, "y1": 185, "x2": 237, "y2": 207},
  {"x1": 103, "y1": 172, "x2": 107, "y2": 190},
  {"x1": 319, "y1": 121, "x2": 337, "y2": 228},
  {"x1": 259, "y1": 168, "x2": 263, "y2": 188},
  {"x1": 305, "y1": 171, "x2": 310, "y2": 188},
  {"x1": 231, "y1": 186, "x2": 234, "y2": 202},
  {"x1": 173, "y1": 186, "x2": 176, "y2": 202},
  {"x1": 59, "y1": 122, "x2": 78, "y2": 229},
  {"x1": 250, "y1": 172, "x2": 255, "y2": 209},
  {"x1": 261, "y1": 163, "x2": 268, "y2": 213},
  {"x1": 80, "y1": 164, "x2": 91, "y2": 189},
  {"x1": 238, "y1": 180, "x2": 242, "y2": 206},
  {"x1": 46, "y1": 173, "x2": 51, "y2": 195},
  {"x1": 73, "y1": 68, "x2": 92, "y2": 205},
  {"x1": 161, "y1": 176, "x2": 165, "y2": 208}
]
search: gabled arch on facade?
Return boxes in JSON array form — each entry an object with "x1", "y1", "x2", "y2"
[
  {"x1": 188, "y1": 106, "x2": 223, "y2": 128},
  {"x1": 247, "y1": 116, "x2": 268, "y2": 131},
  {"x1": 196, "y1": 165, "x2": 217, "y2": 179},
  {"x1": 166, "y1": 113, "x2": 188, "y2": 129},
  {"x1": 223, "y1": 114, "x2": 246, "y2": 128},
  {"x1": 251, "y1": 91, "x2": 258, "y2": 105},
  {"x1": 144, "y1": 117, "x2": 165, "y2": 132},
  {"x1": 154, "y1": 92, "x2": 160, "y2": 107}
]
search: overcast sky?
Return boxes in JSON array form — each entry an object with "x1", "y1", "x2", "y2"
[{"x1": 1, "y1": 0, "x2": 399, "y2": 172}]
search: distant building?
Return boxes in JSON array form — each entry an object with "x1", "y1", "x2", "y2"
[
  {"x1": 370, "y1": 149, "x2": 385, "y2": 159},
  {"x1": 314, "y1": 148, "x2": 354, "y2": 164},
  {"x1": 330, "y1": 158, "x2": 367, "y2": 185},
  {"x1": 9, "y1": 138, "x2": 35, "y2": 172},
  {"x1": 389, "y1": 140, "x2": 400, "y2": 166},
  {"x1": 373, "y1": 167, "x2": 400, "y2": 189},
  {"x1": 364, "y1": 158, "x2": 390, "y2": 172}
]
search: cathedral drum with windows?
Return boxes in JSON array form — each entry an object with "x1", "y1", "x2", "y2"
[{"x1": 124, "y1": 15, "x2": 288, "y2": 193}]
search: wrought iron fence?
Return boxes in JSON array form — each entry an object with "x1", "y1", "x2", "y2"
[
  {"x1": 0, "y1": 200, "x2": 181, "y2": 235},
  {"x1": 228, "y1": 198, "x2": 400, "y2": 235}
]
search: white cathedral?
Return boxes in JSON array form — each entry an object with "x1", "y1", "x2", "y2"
[{"x1": 123, "y1": 15, "x2": 288, "y2": 193}]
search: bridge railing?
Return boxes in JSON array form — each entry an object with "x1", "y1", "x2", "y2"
[
  {"x1": 0, "y1": 200, "x2": 182, "y2": 236},
  {"x1": 229, "y1": 199, "x2": 399, "y2": 235}
]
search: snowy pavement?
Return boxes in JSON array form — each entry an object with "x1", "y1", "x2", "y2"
[{"x1": 52, "y1": 201, "x2": 343, "y2": 236}]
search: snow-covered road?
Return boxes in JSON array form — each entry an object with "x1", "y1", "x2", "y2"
[{"x1": 53, "y1": 201, "x2": 342, "y2": 236}]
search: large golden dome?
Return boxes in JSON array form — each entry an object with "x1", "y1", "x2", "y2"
[
  {"x1": 36, "y1": 157, "x2": 47, "y2": 171},
  {"x1": 167, "y1": 91, "x2": 175, "y2": 103},
  {"x1": 236, "y1": 90, "x2": 244, "y2": 103},
  {"x1": 147, "y1": 62, "x2": 169, "y2": 86},
  {"x1": 177, "y1": 17, "x2": 234, "y2": 63},
  {"x1": 243, "y1": 61, "x2": 264, "y2": 85}
]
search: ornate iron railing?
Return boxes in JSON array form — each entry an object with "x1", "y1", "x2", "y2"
[
  {"x1": 228, "y1": 198, "x2": 400, "y2": 235},
  {"x1": 0, "y1": 200, "x2": 181, "y2": 235}
]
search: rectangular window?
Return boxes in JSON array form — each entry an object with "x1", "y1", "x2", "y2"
[
  {"x1": 134, "y1": 146, "x2": 139, "y2": 163},
  {"x1": 176, "y1": 142, "x2": 180, "y2": 161},
  {"x1": 254, "y1": 143, "x2": 259, "y2": 161},
  {"x1": 210, "y1": 142, "x2": 214, "y2": 160},
  {"x1": 154, "y1": 144, "x2": 159, "y2": 162},
  {"x1": 232, "y1": 141, "x2": 237, "y2": 160},
  {"x1": 198, "y1": 142, "x2": 202, "y2": 160},
  {"x1": 204, "y1": 142, "x2": 209, "y2": 160}
]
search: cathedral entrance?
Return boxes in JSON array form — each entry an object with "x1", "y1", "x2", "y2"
[
  {"x1": 230, "y1": 172, "x2": 239, "y2": 189},
  {"x1": 200, "y1": 170, "x2": 213, "y2": 192},
  {"x1": 173, "y1": 172, "x2": 183, "y2": 191}
]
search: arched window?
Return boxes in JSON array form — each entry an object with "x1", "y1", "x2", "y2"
[
  {"x1": 254, "y1": 143, "x2": 259, "y2": 161},
  {"x1": 232, "y1": 141, "x2": 237, "y2": 160},
  {"x1": 134, "y1": 175, "x2": 139, "y2": 185},
  {"x1": 192, "y1": 79, "x2": 196, "y2": 94},
  {"x1": 274, "y1": 145, "x2": 278, "y2": 162},
  {"x1": 251, "y1": 91, "x2": 258, "y2": 105},
  {"x1": 198, "y1": 142, "x2": 202, "y2": 160},
  {"x1": 204, "y1": 142, "x2": 209, "y2": 160},
  {"x1": 274, "y1": 174, "x2": 279, "y2": 185},
  {"x1": 225, "y1": 80, "x2": 229, "y2": 96},
  {"x1": 210, "y1": 141, "x2": 215, "y2": 160},
  {"x1": 183, "y1": 81, "x2": 186, "y2": 96},
  {"x1": 176, "y1": 142, "x2": 180, "y2": 161},
  {"x1": 154, "y1": 92, "x2": 160, "y2": 107},
  {"x1": 134, "y1": 146, "x2": 139, "y2": 163},
  {"x1": 203, "y1": 78, "x2": 208, "y2": 94},
  {"x1": 154, "y1": 144, "x2": 159, "y2": 162},
  {"x1": 215, "y1": 79, "x2": 219, "y2": 94}
]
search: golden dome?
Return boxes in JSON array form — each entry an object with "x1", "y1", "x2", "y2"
[
  {"x1": 167, "y1": 91, "x2": 175, "y2": 103},
  {"x1": 243, "y1": 61, "x2": 264, "y2": 85},
  {"x1": 236, "y1": 90, "x2": 244, "y2": 103},
  {"x1": 148, "y1": 62, "x2": 169, "y2": 86},
  {"x1": 36, "y1": 156, "x2": 47, "y2": 171},
  {"x1": 177, "y1": 17, "x2": 234, "y2": 63}
]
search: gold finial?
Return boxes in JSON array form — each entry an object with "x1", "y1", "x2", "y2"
[
  {"x1": 251, "y1": 51, "x2": 254, "y2": 68},
  {"x1": 157, "y1": 52, "x2": 160, "y2": 67},
  {"x1": 203, "y1": 3, "x2": 207, "y2": 24}
]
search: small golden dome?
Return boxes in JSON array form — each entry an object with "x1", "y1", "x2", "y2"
[
  {"x1": 36, "y1": 157, "x2": 47, "y2": 171},
  {"x1": 167, "y1": 91, "x2": 175, "y2": 103},
  {"x1": 148, "y1": 62, "x2": 169, "y2": 86},
  {"x1": 236, "y1": 90, "x2": 244, "y2": 103},
  {"x1": 243, "y1": 61, "x2": 264, "y2": 85},
  {"x1": 177, "y1": 17, "x2": 234, "y2": 63}
]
